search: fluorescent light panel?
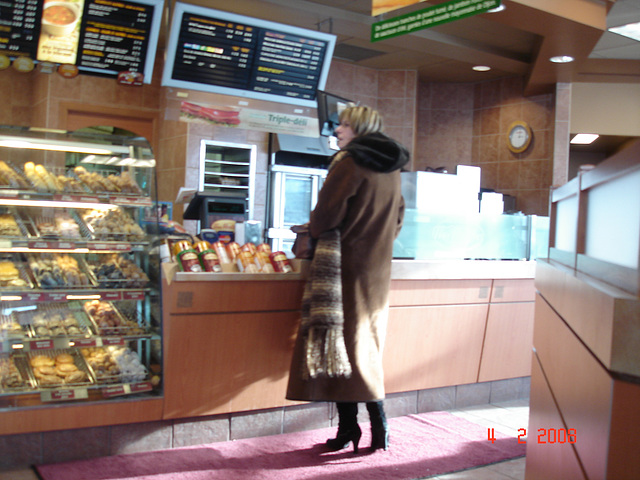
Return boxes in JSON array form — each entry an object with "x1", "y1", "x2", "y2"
[
  {"x1": 571, "y1": 134, "x2": 599, "y2": 144},
  {"x1": 0, "y1": 136, "x2": 130, "y2": 155},
  {"x1": 609, "y1": 22, "x2": 640, "y2": 42}
]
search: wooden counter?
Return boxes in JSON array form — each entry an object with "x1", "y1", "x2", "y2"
[{"x1": 162, "y1": 260, "x2": 536, "y2": 419}]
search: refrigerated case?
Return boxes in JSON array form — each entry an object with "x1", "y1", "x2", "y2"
[
  {"x1": 266, "y1": 134, "x2": 332, "y2": 254},
  {"x1": 267, "y1": 165, "x2": 326, "y2": 254},
  {"x1": 0, "y1": 125, "x2": 162, "y2": 411}
]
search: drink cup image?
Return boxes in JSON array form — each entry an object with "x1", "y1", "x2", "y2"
[{"x1": 41, "y1": 2, "x2": 81, "y2": 37}]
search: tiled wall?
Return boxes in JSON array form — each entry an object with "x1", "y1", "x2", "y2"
[
  {"x1": 416, "y1": 76, "x2": 554, "y2": 216},
  {"x1": 3, "y1": 60, "x2": 552, "y2": 217},
  {"x1": 473, "y1": 77, "x2": 554, "y2": 216},
  {"x1": 0, "y1": 377, "x2": 530, "y2": 469}
]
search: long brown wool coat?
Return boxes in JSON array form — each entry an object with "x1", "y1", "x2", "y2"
[{"x1": 286, "y1": 150, "x2": 405, "y2": 403}]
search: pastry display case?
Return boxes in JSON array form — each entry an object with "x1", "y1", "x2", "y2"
[{"x1": 0, "y1": 125, "x2": 162, "y2": 409}]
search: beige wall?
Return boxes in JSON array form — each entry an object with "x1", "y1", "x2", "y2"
[{"x1": 570, "y1": 83, "x2": 640, "y2": 137}]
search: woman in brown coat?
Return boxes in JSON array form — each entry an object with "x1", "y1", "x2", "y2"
[{"x1": 286, "y1": 105, "x2": 409, "y2": 452}]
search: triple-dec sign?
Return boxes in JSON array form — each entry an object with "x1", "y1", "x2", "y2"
[{"x1": 371, "y1": 0, "x2": 501, "y2": 42}]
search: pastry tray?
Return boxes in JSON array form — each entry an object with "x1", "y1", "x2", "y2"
[
  {"x1": 80, "y1": 208, "x2": 146, "y2": 242},
  {"x1": 28, "y1": 209, "x2": 92, "y2": 240},
  {"x1": 27, "y1": 253, "x2": 97, "y2": 289},
  {"x1": 0, "y1": 161, "x2": 32, "y2": 191},
  {"x1": 80, "y1": 346, "x2": 123, "y2": 384},
  {"x1": 26, "y1": 349, "x2": 94, "y2": 388},
  {"x1": 0, "y1": 355, "x2": 34, "y2": 392},
  {"x1": 0, "y1": 254, "x2": 35, "y2": 290},
  {"x1": 87, "y1": 254, "x2": 150, "y2": 289},
  {"x1": 101, "y1": 346, "x2": 149, "y2": 384},
  {"x1": 0, "y1": 207, "x2": 32, "y2": 239},
  {"x1": 0, "y1": 313, "x2": 27, "y2": 339},
  {"x1": 82, "y1": 300, "x2": 147, "y2": 336},
  {"x1": 15, "y1": 304, "x2": 94, "y2": 339}
]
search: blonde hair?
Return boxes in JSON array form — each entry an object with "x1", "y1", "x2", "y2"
[{"x1": 338, "y1": 105, "x2": 383, "y2": 137}]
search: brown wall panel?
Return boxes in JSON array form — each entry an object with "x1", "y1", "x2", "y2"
[
  {"x1": 390, "y1": 279, "x2": 492, "y2": 306},
  {"x1": 533, "y1": 294, "x2": 613, "y2": 480},
  {"x1": 525, "y1": 356, "x2": 587, "y2": 480},
  {"x1": 163, "y1": 311, "x2": 299, "y2": 419},
  {"x1": 478, "y1": 301, "x2": 535, "y2": 382},
  {"x1": 384, "y1": 304, "x2": 488, "y2": 392}
]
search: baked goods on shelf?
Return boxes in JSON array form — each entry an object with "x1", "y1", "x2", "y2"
[
  {"x1": 89, "y1": 254, "x2": 149, "y2": 288},
  {"x1": 80, "y1": 347, "x2": 121, "y2": 383},
  {"x1": 0, "y1": 214, "x2": 22, "y2": 236},
  {"x1": 106, "y1": 172, "x2": 144, "y2": 195},
  {"x1": 23, "y1": 162, "x2": 62, "y2": 193},
  {"x1": 83, "y1": 300, "x2": 145, "y2": 336},
  {"x1": 73, "y1": 166, "x2": 120, "y2": 193},
  {"x1": 81, "y1": 207, "x2": 145, "y2": 240},
  {"x1": 0, "y1": 357, "x2": 28, "y2": 391},
  {"x1": 17, "y1": 306, "x2": 91, "y2": 338},
  {"x1": 106, "y1": 346, "x2": 147, "y2": 383},
  {"x1": 0, "y1": 259, "x2": 29, "y2": 288},
  {"x1": 0, "y1": 161, "x2": 30, "y2": 189},
  {"x1": 28, "y1": 253, "x2": 94, "y2": 288},
  {"x1": 29, "y1": 351, "x2": 90, "y2": 387}
]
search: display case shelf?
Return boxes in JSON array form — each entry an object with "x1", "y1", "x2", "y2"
[{"x1": 0, "y1": 126, "x2": 162, "y2": 412}]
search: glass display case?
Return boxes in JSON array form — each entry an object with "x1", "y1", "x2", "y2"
[
  {"x1": 394, "y1": 210, "x2": 549, "y2": 261},
  {"x1": 0, "y1": 125, "x2": 162, "y2": 409}
]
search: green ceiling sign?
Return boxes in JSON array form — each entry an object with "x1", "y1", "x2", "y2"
[{"x1": 371, "y1": 0, "x2": 501, "y2": 42}]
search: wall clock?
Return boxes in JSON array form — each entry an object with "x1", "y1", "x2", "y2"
[{"x1": 507, "y1": 121, "x2": 532, "y2": 153}]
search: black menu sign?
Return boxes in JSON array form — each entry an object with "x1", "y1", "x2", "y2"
[
  {"x1": 167, "y1": 8, "x2": 332, "y2": 102},
  {"x1": 1, "y1": 0, "x2": 161, "y2": 83},
  {"x1": 0, "y1": 0, "x2": 42, "y2": 58},
  {"x1": 77, "y1": 0, "x2": 155, "y2": 77}
]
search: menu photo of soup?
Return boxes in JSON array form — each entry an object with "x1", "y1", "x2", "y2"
[{"x1": 36, "y1": 0, "x2": 86, "y2": 65}]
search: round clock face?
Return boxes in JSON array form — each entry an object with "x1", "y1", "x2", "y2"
[
  {"x1": 507, "y1": 121, "x2": 532, "y2": 153},
  {"x1": 510, "y1": 126, "x2": 529, "y2": 148}
]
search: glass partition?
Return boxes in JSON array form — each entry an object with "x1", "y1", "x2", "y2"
[{"x1": 394, "y1": 210, "x2": 549, "y2": 261}]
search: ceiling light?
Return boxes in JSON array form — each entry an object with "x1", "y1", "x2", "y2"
[
  {"x1": 550, "y1": 55, "x2": 574, "y2": 63},
  {"x1": 571, "y1": 134, "x2": 599, "y2": 144},
  {"x1": 609, "y1": 22, "x2": 640, "y2": 42},
  {"x1": 473, "y1": 65, "x2": 491, "y2": 71}
]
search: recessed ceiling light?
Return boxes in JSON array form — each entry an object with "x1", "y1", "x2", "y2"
[
  {"x1": 571, "y1": 134, "x2": 599, "y2": 144},
  {"x1": 550, "y1": 55, "x2": 574, "y2": 63},
  {"x1": 473, "y1": 65, "x2": 491, "y2": 72},
  {"x1": 488, "y1": 5, "x2": 506, "y2": 13},
  {"x1": 609, "y1": 22, "x2": 640, "y2": 42}
]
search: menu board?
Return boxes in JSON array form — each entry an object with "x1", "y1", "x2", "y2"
[
  {"x1": 162, "y1": 3, "x2": 336, "y2": 107},
  {"x1": 0, "y1": 0, "x2": 42, "y2": 59},
  {"x1": 76, "y1": 0, "x2": 160, "y2": 81},
  {"x1": 0, "y1": 0, "x2": 162, "y2": 84}
]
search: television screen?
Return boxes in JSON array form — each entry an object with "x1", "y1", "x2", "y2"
[
  {"x1": 0, "y1": 0, "x2": 162, "y2": 84},
  {"x1": 161, "y1": 3, "x2": 336, "y2": 108},
  {"x1": 317, "y1": 90, "x2": 354, "y2": 137}
]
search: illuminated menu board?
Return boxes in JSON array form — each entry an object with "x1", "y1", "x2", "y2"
[
  {"x1": 0, "y1": 0, "x2": 42, "y2": 58},
  {"x1": 0, "y1": 0, "x2": 162, "y2": 84},
  {"x1": 162, "y1": 3, "x2": 336, "y2": 107},
  {"x1": 77, "y1": 0, "x2": 159, "y2": 80}
]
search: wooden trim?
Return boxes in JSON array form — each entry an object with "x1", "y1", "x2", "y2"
[
  {"x1": 0, "y1": 398, "x2": 163, "y2": 436},
  {"x1": 58, "y1": 101, "x2": 160, "y2": 154}
]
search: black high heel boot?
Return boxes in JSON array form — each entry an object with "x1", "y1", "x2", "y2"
[
  {"x1": 367, "y1": 401, "x2": 389, "y2": 451},
  {"x1": 326, "y1": 402, "x2": 362, "y2": 453}
]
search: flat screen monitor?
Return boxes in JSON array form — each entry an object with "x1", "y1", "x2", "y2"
[
  {"x1": 161, "y1": 3, "x2": 336, "y2": 108},
  {"x1": 0, "y1": 0, "x2": 163, "y2": 84},
  {"x1": 317, "y1": 90, "x2": 354, "y2": 137}
]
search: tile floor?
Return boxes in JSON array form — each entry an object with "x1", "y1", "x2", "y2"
[
  {"x1": 0, "y1": 399, "x2": 529, "y2": 480},
  {"x1": 419, "y1": 398, "x2": 529, "y2": 479}
]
